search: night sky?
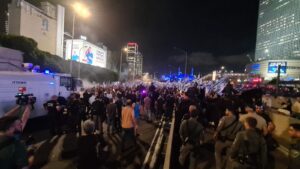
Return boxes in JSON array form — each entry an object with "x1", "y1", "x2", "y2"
[{"x1": 39, "y1": 0, "x2": 260, "y2": 74}]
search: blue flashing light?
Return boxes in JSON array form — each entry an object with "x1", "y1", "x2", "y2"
[
  {"x1": 49, "y1": 82, "x2": 55, "y2": 85},
  {"x1": 44, "y1": 69, "x2": 50, "y2": 74}
]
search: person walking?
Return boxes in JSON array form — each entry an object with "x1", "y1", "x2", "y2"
[
  {"x1": 69, "y1": 94, "x2": 82, "y2": 135},
  {"x1": 133, "y1": 99, "x2": 141, "y2": 136},
  {"x1": 179, "y1": 105, "x2": 204, "y2": 169},
  {"x1": 77, "y1": 120, "x2": 100, "y2": 169},
  {"x1": 214, "y1": 105, "x2": 243, "y2": 169},
  {"x1": 44, "y1": 95, "x2": 61, "y2": 135},
  {"x1": 144, "y1": 95, "x2": 152, "y2": 122},
  {"x1": 229, "y1": 117, "x2": 267, "y2": 169},
  {"x1": 91, "y1": 96, "x2": 106, "y2": 134},
  {"x1": 121, "y1": 99, "x2": 137, "y2": 151},
  {"x1": 115, "y1": 95, "x2": 123, "y2": 133},
  {"x1": 106, "y1": 98, "x2": 117, "y2": 134}
]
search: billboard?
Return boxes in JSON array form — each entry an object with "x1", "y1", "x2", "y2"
[
  {"x1": 250, "y1": 64, "x2": 260, "y2": 74},
  {"x1": 268, "y1": 61, "x2": 287, "y2": 74},
  {"x1": 65, "y1": 40, "x2": 107, "y2": 68}
]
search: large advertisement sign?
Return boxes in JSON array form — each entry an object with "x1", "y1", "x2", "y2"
[
  {"x1": 268, "y1": 61, "x2": 287, "y2": 74},
  {"x1": 250, "y1": 64, "x2": 260, "y2": 74},
  {"x1": 65, "y1": 40, "x2": 107, "y2": 68}
]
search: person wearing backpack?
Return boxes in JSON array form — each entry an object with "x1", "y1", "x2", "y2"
[
  {"x1": 214, "y1": 105, "x2": 243, "y2": 169},
  {"x1": 179, "y1": 105, "x2": 204, "y2": 169},
  {"x1": 229, "y1": 117, "x2": 267, "y2": 169}
]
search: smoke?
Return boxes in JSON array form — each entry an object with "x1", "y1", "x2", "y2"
[{"x1": 81, "y1": 79, "x2": 98, "y2": 89}]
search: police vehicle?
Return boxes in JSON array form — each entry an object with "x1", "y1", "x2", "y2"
[{"x1": 0, "y1": 71, "x2": 82, "y2": 118}]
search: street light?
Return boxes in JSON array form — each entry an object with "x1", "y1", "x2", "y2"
[
  {"x1": 69, "y1": 2, "x2": 90, "y2": 75},
  {"x1": 119, "y1": 47, "x2": 128, "y2": 80},
  {"x1": 174, "y1": 47, "x2": 188, "y2": 76}
]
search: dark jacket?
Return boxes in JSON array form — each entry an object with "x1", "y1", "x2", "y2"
[
  {"x1": 230, "y1": 129, "x2": 267, "y2": 169},
  {"x1": 77, "y1": 135, "x2": 99, "y2": 169}
]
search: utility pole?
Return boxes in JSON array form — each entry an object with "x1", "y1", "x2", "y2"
[
  {"x1": 119, "y1": 50, "x2": 123, "y2": 81},
  {"x1": 70, "y1": 12, "x2": 75, "y2": 75},
  {"x1": 276, "y1": 65, "x2": 281, "y2": 95}
]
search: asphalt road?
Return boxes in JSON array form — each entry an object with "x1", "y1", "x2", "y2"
[
  {"x1": 28, "y1": 120, "x2": 157, "y2": 169},
  {"x1": 27, "y1": 118, "x2": 291, "y2": 169}
]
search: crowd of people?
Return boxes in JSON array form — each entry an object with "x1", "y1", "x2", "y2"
[{"x1": 0, "y1": 81, "x2": 300, "y2": 169}]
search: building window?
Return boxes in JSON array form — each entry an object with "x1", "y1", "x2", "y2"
[{"x1": 42, "y1": 19, "x2": 48, "y2": 31}]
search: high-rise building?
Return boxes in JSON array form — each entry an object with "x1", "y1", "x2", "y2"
[
  {"x1": 7, "y1": 0, "x2": 65, "y2": 57},
  {"x1": 126, "y1": 42, "x2": 143, "y2": 78},
  {"x1": 135, "y1": 52, "x2": 143, "y2": 76},
  {"x1": 255, "y1": 0, "x2": 300, "y2": 61},
  {"x1": 0, "y1": 0, "x2": 11, "y2": 34},
  {"x1": 250, "y1": 0, "x2": 300, "y2": 80}
]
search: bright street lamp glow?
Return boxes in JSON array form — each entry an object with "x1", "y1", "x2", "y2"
[
  {"x1": 73, "y1": 2, "x2": 90, "y2": 18},
  {"x1": 123, "y1": 48, "x2": 128, "y2": 52}
]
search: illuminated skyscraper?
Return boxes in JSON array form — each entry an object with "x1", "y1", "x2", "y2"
[
  {"x1": 126, "y1": 42, "x2": 143, "y2": 78},
  {"x1": 255, "y1": 0, "x2": 300, "y2": 61},
  {"x1": 250, "y1": 0, "x2": 300, "y2": 79}
]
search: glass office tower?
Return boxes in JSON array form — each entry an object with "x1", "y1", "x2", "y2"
[{"x1": 255, "y1": 0, "x2": 300, "y2": 61}]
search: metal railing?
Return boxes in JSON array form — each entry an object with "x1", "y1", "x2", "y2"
[
  {"x1": 163, "y1": 112, "x2": 175, "y2": 169},
  {"x1": 141, "y1": 111, "x2": 176, "y2": 169}
]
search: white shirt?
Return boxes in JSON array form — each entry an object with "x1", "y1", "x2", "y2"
[
  {"x1": 239, "y1": 112, "x2": 267, "y2": 130},
  {"x1": 89, "y1": 95, "x2": 96, "y2": 105}
]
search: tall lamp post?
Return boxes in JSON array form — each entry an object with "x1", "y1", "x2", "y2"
[
  {"x1": 119, "y1": 47, "x2": 128, "y2": 80},
  {"x1": 174, "y1": 47, "x2": 188, "y2": 76},
  {"x1": 69, "y1": 2, "x2": 90, "y2": 75}
]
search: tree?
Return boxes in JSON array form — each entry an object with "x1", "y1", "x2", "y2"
[{"x1": 0, "y1": 35, "x2": 117, "y2": 82}]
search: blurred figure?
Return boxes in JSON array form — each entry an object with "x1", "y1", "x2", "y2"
[
  {"x1": 214, "y1": 105, "x2": 243, "y2": 169},
  {"x1": 133, "y1": 99, "x2": 141, "y2": 136},
  {"x1": 44, "y1": 95, "x2": 61, "y2": 135},
  {"x1": 287, "y1": 123, "x2": 300, "y2": 169},
  {"x1": 239, "y1": 104, "x2": 268, "y2": 135},
  {"x1": 69, "y1": 94, "x2": 82, "y2": 135},
  {"x1": 91, "y1": 96, "x2": 106, "y2": 134},
  {"x1": 144, "y1": 95, "x2": 152, "y2": 122},
  {"x1": 83, "y1": 90, "x2": 92, "y2": 116},
  {"x1": 77, "y1": 120, "x2": 100, "y2": 169},
  {"x1": 292, "y1": 97, "x2": 300, "y2": 119},
  {"x1": 115, "y1": 95, "x2": 123, "y2": 132},
  {"x1": 165, "y1": 94, "x2": 175, "y2": 119},
  {"x1": 179, "y1": 105, "x2": 204, "y2": 169},
  {"x1": 156, "y1": 95, "x2": 165, "y2": 119},
  {"x1": 229, "y1": 117, "x2": 267, "y2": 169},
  {"x1": 121, "y1": 99, "x2": 137, "y2": 151},
  {"x1": 0, "y1": 116, "x2": 29, "y2": 169},
  {"x1": 106, "y1": 98, "x2": 117, "y2": 134},
  {"x1": 222, "y1": 82, "x2": 238, "y2": 98}
]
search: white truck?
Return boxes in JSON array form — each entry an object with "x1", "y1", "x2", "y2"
[{"x1": 0, "y1": 71, "x2": 82, "y2": 118}]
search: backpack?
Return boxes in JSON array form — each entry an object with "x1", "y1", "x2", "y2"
[{"x1": 237, "y1": 133, "x2": 262, "y2": 169}]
